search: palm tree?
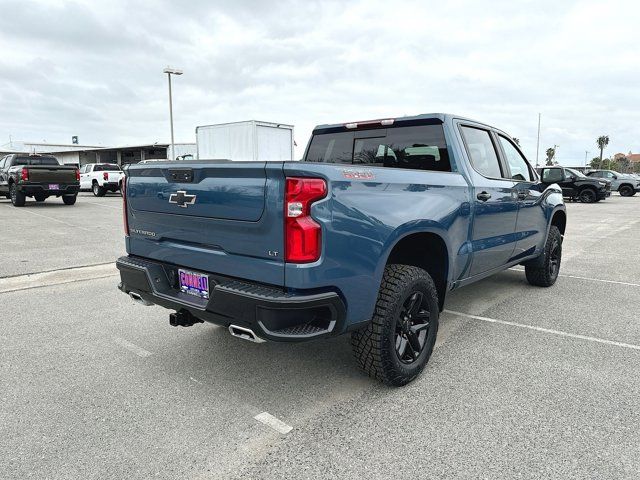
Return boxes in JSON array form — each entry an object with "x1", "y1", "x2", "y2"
[
  {"x1": 545, "y1": 147, "x2": 555, "y2": 166},
  {"x1": 596, "y1": 135, "x2": 609, "y2": 167}
]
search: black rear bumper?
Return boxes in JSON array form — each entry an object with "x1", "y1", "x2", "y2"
[
  {"x1": 116, "y1": 255, "x2": 347, "y2": 342},
  {"x1": 19, "y1": 183, "x2": 79, "y2": 195}
]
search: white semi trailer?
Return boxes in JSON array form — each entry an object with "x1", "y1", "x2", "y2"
[{"x1": 195, "y1": 120, "x2": 295, "y2": 161}]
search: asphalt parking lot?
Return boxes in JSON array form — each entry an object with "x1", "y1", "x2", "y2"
[{"x1": 1, "y1": 192, "x2": 639, "y2": 479}]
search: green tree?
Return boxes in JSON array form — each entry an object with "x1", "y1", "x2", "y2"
[
  {"x1": 589, "y1": 157, "x2": 601, "y2": 169},
  {"x1": 616, "y1": 156, "x2": 630, "y2": 173},
  {"x1": 545, "y1": 147, "x2": 556, "y2": 166},
  {"x1": 596, "y1": 135, "x2": 610, "y2": 164}
]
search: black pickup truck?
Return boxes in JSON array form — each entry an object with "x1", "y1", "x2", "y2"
[{"x1": 0, "y1": 154, "x2": 80, "y2": 206}]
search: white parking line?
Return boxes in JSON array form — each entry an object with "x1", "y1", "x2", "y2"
[
  {"x1": 254, "y1": 412, "x2": 293, "y2": 434},
  {"x1": 444, "y1": 309, "x2": 640, "y2": 351},
  {"x1": 17, "y1": 208, "x2": 93, "y2": 232},
  {"x1": 510, "y1": 268, "x2": 640, "y2": 287},
  {"x1": 82, "y1": 201, "x2": 121, "y2": 210},
  {"x1": 0, "y1": 263, "x2": 118, "y2": 293},
  {"x1": 113, "y1": 336, "x2": 153, "y2": 357}
]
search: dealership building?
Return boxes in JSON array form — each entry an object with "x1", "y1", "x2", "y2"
[{"x1": 0, "y1": 140, "x2": 196, "y2": 166}]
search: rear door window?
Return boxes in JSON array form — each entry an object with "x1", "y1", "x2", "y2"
[
  {"x1": 460, "y1": 126, "x2": 503, "y2": 179},
  {"x1": 305, "y1": 124, "x2": 451, "y2": 172}
]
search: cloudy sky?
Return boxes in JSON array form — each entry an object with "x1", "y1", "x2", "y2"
[{"x1": 0, "y1": 0, "x2": 638, "y2": 164}]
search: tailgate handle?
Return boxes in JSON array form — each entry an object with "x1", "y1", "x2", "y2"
[{"x1": 169, "y1": 169, "x2": 193, "y2": 183}]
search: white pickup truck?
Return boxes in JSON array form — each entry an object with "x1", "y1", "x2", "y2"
[{"x1": 79, "y1": 163, "x2": 125, "y2": 196}]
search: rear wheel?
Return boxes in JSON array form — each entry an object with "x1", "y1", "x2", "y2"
[
  {"x1": 619, "y1": 185, "x2": 634, "y2": 197},
  {"x1": 579, "y1": 188, "x2": 596, "y2": 203},
  {"x1": 62, "y1": 195, "x2": 77, "y2": 205},
  {"x1": 525, "y1": 225, "x2": 562, "y2": 287},
  {"x1": 9, "y1": 183, "x2": 26, "y2": 207},
  {"x1": 351, "y1": 264, "x2": 439, "y2": 386},
  {"x1": 92, "y1": 182, "x2": 106, "y2": 197}
]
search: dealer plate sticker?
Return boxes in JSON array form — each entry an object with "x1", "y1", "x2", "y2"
[
  {"x1": 178, "y1": 269, "x2": 210, "y2": 299},
  {"x1": 49, "y1": 184, "x2": 60, "y2": 190}
]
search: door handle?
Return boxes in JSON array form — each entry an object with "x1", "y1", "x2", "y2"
[
  {"x1": 517, "y1": 190, "x2": 528, "y2": 200},
  {"x1": 476, "y1": 191, "x2": 492, "y2": 201}
]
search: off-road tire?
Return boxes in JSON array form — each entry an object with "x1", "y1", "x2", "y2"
[
  {"x1": 579, "y1": 188, "x2": 596, "y2": 203},
  {"x1": 62, "y1": 195, "x2": 77, "y2": 205},
  {"x1": 9, "y1": 183, "x2": 26, "y2": 207},
  {"x1": 92, "y1": 182, "x2": 106, "y2": 197},
  {"x1": 525, "y1": 225, "x2": 562, "y2": 287},
  {"x1": 619, "y1": 185, "x2": 634, "y2": 197},
  {"x1": 351, "y1": 264, "x2": 439, "y2": 386}
]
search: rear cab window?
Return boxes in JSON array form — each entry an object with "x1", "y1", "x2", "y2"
[
  {"x1": 304, "y1": 124, "x2": 451, "y2": 172},
  {"x1": 94, "y1": 164, "x2": 121, "y2": 172}
]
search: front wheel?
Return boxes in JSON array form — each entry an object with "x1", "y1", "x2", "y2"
[
  {"x1": 579, "y1": 188, "x2": 596, "y2": 203},
  {"x1": 9, "y1": 183, "x2": 26, "y2": 207},
  {"x1": 351, "y1": 264, "x2": 439, "y2": 386},
  {"x1": 619, "y1": 185, "x2": 634, "y2": 197},
  {"x1": 92, "y1": 183, "x2": 106, "y2": 197},
  {"x1": 525, "y1": 225, "x2": 562, "y2": 287},
  {"x1": 62, "y1": 195, "x2": 77, "y2": 205}
]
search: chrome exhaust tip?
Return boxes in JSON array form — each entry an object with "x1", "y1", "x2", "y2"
[
  {"x1": 129, "y1": 291, "x2": 153, "y2": 306},
  {"x1": 228, "y1": 324, "x2": 266, "y2": 343}
]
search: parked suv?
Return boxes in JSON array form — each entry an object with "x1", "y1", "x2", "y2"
[
  {"x1": 538, "y1": 167, "x2": 610, "y2": 203},
  {"x1": 586, "y1": 170, "x2": 639, "y2": 196},
  {"x1": 79, "y1": 163, "x2": 125, "y2": 196},
  {"x1": 116, "y1": 113, "x2": 566, "y2": 386}
]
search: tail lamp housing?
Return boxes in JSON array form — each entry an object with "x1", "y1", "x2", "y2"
[
  {"x1": 76, "y1": 169, "x2": 81, "y2": 181},
  {"x1": 20, "y1": 167, "x2": 29, "y2": 181},
  {"x1": 103, "y1": 172, "x2": 109, "y2": 181},
  {"x1": 285, "y1": 177, "x2": 327, "y2": 263}
]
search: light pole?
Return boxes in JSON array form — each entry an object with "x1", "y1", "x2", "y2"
[
  {"x1": 163, "y1": 66, "x2": 183, "y2": 160},
  {"x1": 535, "y1": 113, "x2": 541, "y2": 168},
  {"x1": 553, "y1": 144, "x2": 559, "y2": 165}
]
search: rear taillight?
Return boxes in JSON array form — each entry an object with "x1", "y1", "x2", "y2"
[
  {"x1": 20, "y1": 167, "x2": 29, "y2": 181},
  {"x1": 122, "y1": 176, "x2": 129, "y2": 236},
  {"x1": 103, "y1": 172, "x2": 108, "y2": 181},
  {"x1": 285, "y1": 177, "x2": 327, "y2": 263},
  {"x1": 76, "y1": 169, "x2": 81, "y2": 181}
]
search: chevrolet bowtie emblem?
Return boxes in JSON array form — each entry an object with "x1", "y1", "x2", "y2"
[{"x1": 169, "y1": 190, "x2": 197, "y2": 208}]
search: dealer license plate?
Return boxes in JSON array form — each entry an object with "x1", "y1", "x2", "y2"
[
  {"x1": 49, "y1": 184, "x2": 60, "y2": 190},
  {"x1": 178, "y1": 269, "x2": 210, "y2": 299}
]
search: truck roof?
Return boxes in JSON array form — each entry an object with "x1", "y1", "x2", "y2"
[{"x1": 312, "y1": 113, "x2": 494, "y2": 134}]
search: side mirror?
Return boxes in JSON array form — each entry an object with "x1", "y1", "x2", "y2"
[{"x1": 612, "y1": 175, "x2": 618, "y2": 180}]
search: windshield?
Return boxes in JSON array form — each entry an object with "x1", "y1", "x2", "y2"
[{"x1": 565, "y1": 168, "x2": 587, "y2": 178}]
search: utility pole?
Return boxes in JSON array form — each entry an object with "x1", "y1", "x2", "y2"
[
  {"x1": 163, "y1": 67, "x2": 183, "y2": 161},
  {"x1": 535, "y1": 113, "x2": 541, "y2": 168}
]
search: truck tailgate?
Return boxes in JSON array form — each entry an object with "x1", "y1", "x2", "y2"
[
  {"x1": 27, "y1": 166, "x2": 77, "y2": 183},
  {"x1": 125, "y1": 161, "x2": 286, "y2": 286}
]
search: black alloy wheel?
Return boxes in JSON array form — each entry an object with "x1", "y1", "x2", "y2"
[
  {"x1": 395, "y1": 291, "x2": 431, "y2": 364},
  {"x1": 619, "y1": 185, "x2": 633, "y2": 197},
  {"x1": 579, "y1": 189, "x2": 596, "y2": 203}
]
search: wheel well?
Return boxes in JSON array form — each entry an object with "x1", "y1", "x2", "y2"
[
  {"x1": 92, "y1": 179, "x2": 98, "y2": 184},
  {"x1": 619, "y1": 183, "x2": 633, "y2": 190},
  {"x1": 386, "y1": 232, "x2": 448, "y2": 311},
  {"x1": 579, "y1": 185, "x2": 595, "y2": 192},
  {"x1": 551, "y1": 210, "x2": 566, "y2": 236}
]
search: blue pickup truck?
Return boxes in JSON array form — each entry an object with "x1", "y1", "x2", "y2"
[{"x1": 117, "y1": 113, "x2": 566, "y2": 385}]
